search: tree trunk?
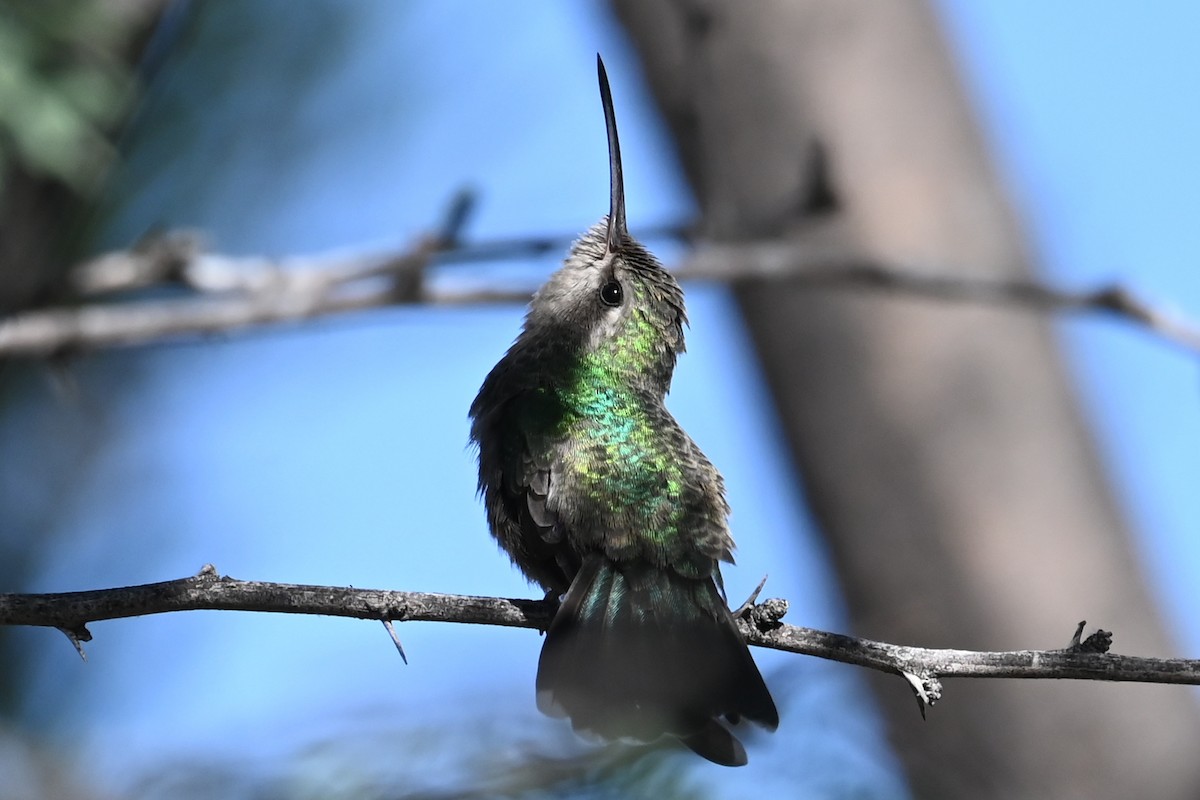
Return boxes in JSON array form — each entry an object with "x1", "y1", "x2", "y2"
[{"x1": 611, "y1": 1, "x2": 1200, "y2": 797}]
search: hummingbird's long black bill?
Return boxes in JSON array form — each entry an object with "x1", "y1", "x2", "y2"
[{"x1": 597, "y1": 55, "x2": 627, "y2": 252}]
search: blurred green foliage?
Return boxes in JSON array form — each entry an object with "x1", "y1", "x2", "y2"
[{"x1": 0, "y1": 0, "x2": 146, "y2": 196}]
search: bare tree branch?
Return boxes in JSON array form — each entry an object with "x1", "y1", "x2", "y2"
[
  {"x1": 2, "y1": 225, "x2": 1198, "y2": 358},
  {"x1": 2, "y1": 566, "x2": 1197, "y2": 713},
  {"x1": 687, "y1": 240, "x2": 1200, "y2": 354}
]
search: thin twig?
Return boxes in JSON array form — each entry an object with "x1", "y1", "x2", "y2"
[
  {"x1": 682, "y1": 240, "x2": 1200, "y2": 353},
  {"x1": 1, "y1": 567, "x2": 1197, "y2": 710},
  {"x1": 2, "y1": 226, "x2": 1198, "y2": 357},
  {"x1": 0, "y1": 241, "x2": 437, "y2": 356}
]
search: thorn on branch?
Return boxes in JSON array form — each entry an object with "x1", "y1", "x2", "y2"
[
  {"x1": 733, "y1": 574, "x2": 769, "y2": 618},
  {"x1": 56, "y1": 624, "x2": 92, "y2": 661},
  {"x1": 1067, "y1": 620, "x2": 1113, "y2": 654},
  {"x1": 381, "y1": 618, "x2": 408, "y2": 665},
  {"x1": 1068, "y1": 620, "x2": 1086, "y2": 648},
  {"x1": 901, "y1": 670, "x2": 943, "y2": 719}
]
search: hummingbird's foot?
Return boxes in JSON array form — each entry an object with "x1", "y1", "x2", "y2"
[
  {"x1": 732, "y1": 574, "x2": 770, "y2": 619},
  {"x1": 536, "y1": 588, "x2": 563, "y2": 636}
]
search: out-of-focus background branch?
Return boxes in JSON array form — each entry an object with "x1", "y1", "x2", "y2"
[{"x1": 4, "y1": 224, "x2": 1200, "y2": 357}]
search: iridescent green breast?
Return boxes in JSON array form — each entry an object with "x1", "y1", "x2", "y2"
[{"x1": 557, "y1": 349, "x2": 685, "y2": 540}]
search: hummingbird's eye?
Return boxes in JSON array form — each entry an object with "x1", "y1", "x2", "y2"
[{"x1": 599, "y1": 279, "x2": 624, "y2": 307}]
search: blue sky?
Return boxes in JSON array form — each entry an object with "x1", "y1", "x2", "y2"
[{"x1": 2, "y1": 2, "x2": 1198, "y2": 798}]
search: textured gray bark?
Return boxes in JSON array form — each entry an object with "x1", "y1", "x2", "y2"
[
  {"x1": 6, "y1": 568, "x2": 1200, "y2": 688},
  {"x1": 610, "y1": 1, "x2": 1200, "y2": 797}
]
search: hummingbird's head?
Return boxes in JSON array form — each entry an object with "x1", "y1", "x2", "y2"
[{"x1": 521, "y1": 56, "x2": 686, "y2": 394}]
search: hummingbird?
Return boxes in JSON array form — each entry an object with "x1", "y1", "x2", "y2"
[{"x1": 469, "y1": 55, "x2": 778, "y2": 766}]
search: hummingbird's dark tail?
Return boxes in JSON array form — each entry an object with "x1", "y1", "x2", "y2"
[{"x1": 536, "y1": 554, "x2": 778, "y2": 766}]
